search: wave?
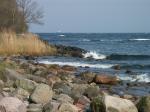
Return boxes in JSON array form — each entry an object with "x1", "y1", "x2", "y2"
[
  {"x1": 83, "y1": 51, "x2": 106, "y2": 60},
  {"x1": 129, "y1": 38, "x2": 150, "y2": 41},
  {"x1": 100, "y1": 39, "x2": 123, "y2": 42},
  {"x1": 107, "y1": 54, "x2": 150, "y2": 60},
  {"x1": 119, "y1": 73, "x2": 150, "y2": 83},
  {"x1": 58, "y1": 35, "x2": 65, "y2": 37},
  {"x1": 38, "y1": 60, "x2": 113, "y2": 69},
  {"x1": 79, "y1": 39, "x2": 91, "y2": 42},
  {"x1": 119, "y1": 64, "x2": 150, "y2": 70}
]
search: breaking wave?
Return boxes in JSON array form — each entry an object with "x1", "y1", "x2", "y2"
[
  {"x1": 83, "y1": 51, "x2": 106, "y2": 60},
  {"x1": 119, "y1": 73, "x2": 150, "y2": 83},
  {"x1": 38, "y1": 60, "x2": 114, "y2": 69}
]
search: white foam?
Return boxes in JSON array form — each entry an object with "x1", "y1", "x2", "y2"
[
  {"x1": 83, "y1": 51, "x2": 106, "y2": 60},
  {"x1": 82, "y1": 39, "x2": 91, "y2": 42},
  {"x1": 119, "y1": 73, "x2": 150, "y2": 83},
  {"x1": 58, "y1": 35, "x2": 65, "y2": 37},
  {"x1": 38, "y1": 60, "x2": 113, "y2": 69},
  {"x1": 100, "y1": 39, "x2": 123, "y2": 42},
  {"x1": 130, "y1": 39, "x2": 150, "y2": 41}
]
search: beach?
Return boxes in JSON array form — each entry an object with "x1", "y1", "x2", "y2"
[{"x1": 0, "y1": 33, "x2": 150, "y2": 112}]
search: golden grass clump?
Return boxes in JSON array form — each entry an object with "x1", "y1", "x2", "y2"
[{"x1": 0, "y1": 30, "x2": 56, "y2": 56}]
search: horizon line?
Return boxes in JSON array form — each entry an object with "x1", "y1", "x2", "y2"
[{"x1": 33, "y1": 32, "x2": 150, "y2": 34}]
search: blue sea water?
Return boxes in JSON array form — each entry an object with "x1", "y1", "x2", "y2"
[{"x1": 37, "y1": 33, "x2": 150, "y2": 83}]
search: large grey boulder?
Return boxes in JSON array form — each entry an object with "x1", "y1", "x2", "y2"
[
  {"x1": 15, "y1": 78, "x2": 37, "y2": 92},
  {"x1": 55, "y1": 94, "x2": 74, "y2": 104},
  {"x1": 0, "y1": 97, "x2": 27, "y2": 112},
  {"x1": 91, "y1": 95, "x2": 138, "y2": 112},
  {"x1": 30, "y1": 84, "x2": 53, "y2": 104}
]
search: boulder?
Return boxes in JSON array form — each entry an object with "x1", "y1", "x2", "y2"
[
  {"x1": 80, "y1": 71, "x2": 96, "y2": 83},
  {"x1": 94, "y1": 75, "x2": 120, "y2": 85},
  {"x1": 91, "y1": 95, "x2": 138, "y2": 112},
  {"x1": 15, "y1": 79, "x2": 37, "y2": 92},
  {"x1": 43, "y1": 101, "x2": 60, "y2": 112},
  {"x1": 74, "y1": 96, "x2": 91, "y2": 112},
  {"x1": 55, "y1": 45, "x2": 87, "y2": 58},
  {"x1": 0, "y1": 97, "x2": 27, "y2": 112},
  {"x1": 61, "y1": 65, "x2": 77, "y2": 72},
  {"x1": 13, "y1": 88, "x2": 30, "y2": 100},
  {"x1": 58, "y1": 103, "x2": 78, "y2": 112},
  {"x1": 47, "y1": 75, "x2": 61, "y2": 87},
  {"x1": 71, "y1": 84, "x2": 88, "y2": 100},
  {"x1": 27, "y1": 104, "x2": 43, "y2": 112},
  {"x1": 84, "y1": 85, "x2": 100, "y2": 99},
  {"x1": 55, "y1": 94, "x2": 74, "y2": 104},
  {"x1": 30, "y1": 84, "x2": 53, "y2": 104},
  {"x1": 137, "y1": 96, "x2": 150, "y2": 112},
  {"x1": 53, "y1": 82, "x2": 72, "y2": 95},
  {"x1": 5, "y1": 68, "x2": 25, "y2": 81}
]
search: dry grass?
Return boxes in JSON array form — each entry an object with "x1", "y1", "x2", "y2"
[{"x1": 0, "y1": 30, "x2": 56, "y2": 56}]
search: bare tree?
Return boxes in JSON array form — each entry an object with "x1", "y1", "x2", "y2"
[
  {"x1": 16, "y1": 0, "x2": 44, "y2": 24},
  {"x1": 0, "y1": 0, "x2": 43, "y2": 32}
]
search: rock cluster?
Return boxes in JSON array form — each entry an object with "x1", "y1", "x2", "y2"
[{"x1": 0, "y1": 57, "x2": 149, "y2": 112}]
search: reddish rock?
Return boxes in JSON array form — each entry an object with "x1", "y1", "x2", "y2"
[
  {"x1": 94, "y1": 75, "x2": 120, "y2": 85},
  {"x1": 74, "y1": 96, "x2": 90, "y2": 112}
]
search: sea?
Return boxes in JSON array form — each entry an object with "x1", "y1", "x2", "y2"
[{"x1": 37, "y1": 33, "x2": 150, "y2": 84}]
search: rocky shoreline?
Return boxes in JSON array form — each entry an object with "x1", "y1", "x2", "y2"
[{"x1": 0, "y1": 56, "x2": 149, "y2": 112}]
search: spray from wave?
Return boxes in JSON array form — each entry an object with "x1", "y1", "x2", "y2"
[
  {"x1": 119, "y1": 73, "x2": 150, "y2": 83},
  {"x1": 83, "y1": 51, "x2": 106, "y2": 60}
]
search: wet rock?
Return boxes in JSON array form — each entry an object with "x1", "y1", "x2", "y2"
[
  {"x1": 0, "y1": 97, "x2": 27, "y2": 112},
  {"x1": 91, "y1": 95, "x2": 138, "y2": 112},
  {"x1": 113, "y1": 65, "x2": 121, "y2": 70},
  {"x1": 27, "y1": 104, "x2": 43, "y2": 112},
  {"x1": 30, "y1": 84, "x2": 53, "y2": 104},
  {"x1": 137, "y1": 96, "x2": 150, "y2": 112},
  {"x1": 43, "y1": 101, "x2": 60, "y2": 112},
  {"x1": 58, "y1": 103, "x2": 78, "y2": 112},
  {"x1": 80, "y1": 71, "x2": 96, "y2": 83},
  {"x1": 94, "y1": 75, "x2": 120, "y2": 85},
  {"x1": 55, "y1": 45, "x2": 87, "y2": 58},
  {"x1": 84, "y1": 85, "x2": 100, "y2": 99},
  {"x1": 15, "y1": 79, "x2": 37, "y2": 92}
]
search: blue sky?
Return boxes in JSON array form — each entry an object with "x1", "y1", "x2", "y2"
[{"x1": 30, "y1": 0, "x2": 150, "y2": 33}]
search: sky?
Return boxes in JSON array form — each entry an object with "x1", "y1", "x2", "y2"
[{"x1": 30, "y1": 0, "x2": 150, "y2": 33}]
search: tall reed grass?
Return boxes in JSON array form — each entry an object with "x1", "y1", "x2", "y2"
[{"x1": 0, "y1": 30, "x2": 56, "y2": 56}]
